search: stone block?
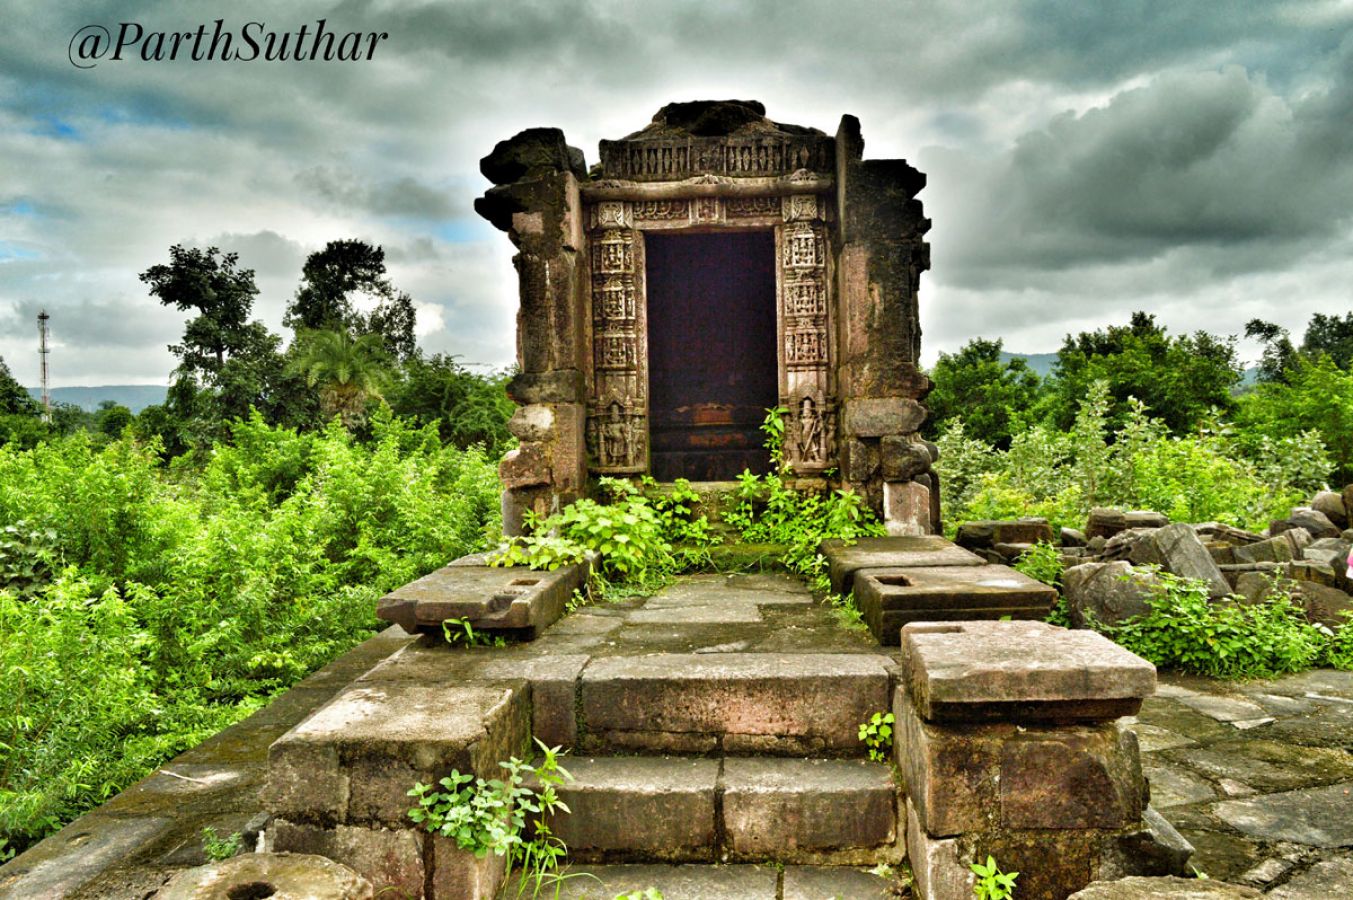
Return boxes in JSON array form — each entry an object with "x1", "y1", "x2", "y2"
[
  {"x1": 506, "y1": 404, "x2": 556, "y2": 443},
  {"x1": 842, "y1": 437, "x2": 879, "y2": 483},
  {"x1": 1087, "y1": 507, "x2": 1129, "y2": 540},
  {"x1": 265, "y1": 682, "x2": 529, "y2": 828},
  {"x1": 842, "y1": 397, "x2": 927, "y2": 437},
  {"x1": 879, "y1": 435, "x2": 930, "y2": 481},
  {"x1": 782, "y1": 866, "x2": 896, "y2": 899},
  {"x1": 480, "y1": 127, "x2": 585, "y2": 185},
  {"x1": 895, "y1": 689, "x2": 1144, "y2": 837},
  {"x1": 270, "y1": 820, "x2": 424, "y2": 900},
  {"x1": 1126, "y1": 523, "x2": 1231, "y2": 598},
  {"x1": 156, "y1": 852, "x2": 373, "y2": 900},
  {"x1": 821, "y1": 535, "x2": 984, "y2": 594},
  {"x1": 905, "y1": 798, "x2": 973, "y2": 900},
  {"x1": 1062, "y1": 561, "x2": 1161, "y2": 629},
  {"x1": 1062, "y1": 527, "x2": 1088, "y2": 548},
  {"x1": 428, "y1": 833, "x2": 508, "y2": 900},
  {"x1": 1069, "y1": 876, "x2": 1261, "y2": 898},
  {"x1": 579, "y1": 653, "x2": 889, "y2": 755},
  {"x1": 505, "y1": 369, "x2": 585, "y2": 405},
  {"x1": 499, "y1": 441, "x2": 551, "y2": 490},
  {"x1": 1312, "y1": 490, "x2": 1348, "y2": 528},
  {"x1": 901, "y1": 620, "x2": 1156, "y2": 723},
  {"x1": 376, "y1": 563, "x2": 586, "y2": 638},
  {"x1": 955, "y1": 518, "x2": 1054, "y2": 550},
  {"x1": 721, "y1": 758, "x2": 897, "y2": 861},
  {"x1": 1273, "y1": 508, "x2": 1341, "y2": 540},
  {"x1": 1125, "y1": 511, "x2": 1170, "y2": 529},
  {"x1": 882, "y1": 480, "x2": 931, "y2": 536},
  {"x1": 548, "y1": 757, "x2": 718, "y2": 860},
  {"x1": 854, "y1": 565, "x2": 1056, "y2": 645}
]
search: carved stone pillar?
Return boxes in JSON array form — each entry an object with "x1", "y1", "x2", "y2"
[
  {"x1": 779, "y1": 193, "x2": 834, "y2": 474},
  {"x1": 585, "y1": 201, "x2": 648, "y2": 474}
]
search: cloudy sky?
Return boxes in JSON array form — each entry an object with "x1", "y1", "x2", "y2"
[{"x1": 2, "y1": 0, "x2": 1351, "y2": 386}]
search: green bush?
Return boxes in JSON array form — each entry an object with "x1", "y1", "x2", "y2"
[{"x1": 0, "y1": 411, "x2": 501, "y2": 853}]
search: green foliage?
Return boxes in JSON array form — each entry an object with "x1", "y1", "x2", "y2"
[
  {"x1": 408, "y1": 740, "x2": 572, "y2": 897},
  {"x1": 0, "y1": 414, "x2": 501, "y2": 854},
  {"x1": 286, "y1": 239, "x2": 417, "y2": 362},
  {"x1": 937, "y1": 382, "x2": 1330, "y2": 533},
  {"x1": 858, "y1": 711, "x2": 895, "y2": 763},
  {"x1": 1235, "y1": 355, "x2": 1353, "y2": 483},
  {"x1": 443, "y1": 617, "x2": 505, "y2": 649},
  {"x1": 926, "y1": 338, "x2": 1042, "y2": 447},
  {"x1": 0, "y1": 356, "x2": 38, "y2": 417},
  {"x1": 1012, "y1": 541, "x2": 1063, "y2": 589},
  {"x1": 613, "y1": 891, "x2": 664, "y2": 900},
  {"x1": 0, "y1": 520, "x2": 59, "y2": 598},
  {"x1": 388, "y1": 354, "x2": 515, "y2": 453},
  {"x1": 971, "y1": 854, "x2": 1019, "y2": 900},
  {"x1": 1108, "y1": 572, "x2": 1329, "y2": 678},
  {"x1": 290, "y1": 329, "x2": 395, "y2": 430},
  {"x1": 1044, "y1": 311, "x2": 1242, "y2": 434},
  {"x1": 761, "y1": 405, "x2": 789, "y2": 470},
  {"x1": 200, "y1": 826, "x2": 243, "y2": 861}
]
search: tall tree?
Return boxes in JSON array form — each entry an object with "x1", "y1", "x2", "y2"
[
  {"x1": 924, "y1": 339, "x2": 1042, "y2": 447},
  {"x1": 289, "y1": 329, "x2": 393, "y2": 429},
  {"x1": 1302, "y1": 310, "x2": 1353, "y2": 370},
  {"x1": 387, "y1": 354, "x2": 514, "y2": 451},
  {"x1": 1245, "y1": 319, "x2": 1298, "y2": 384},
  {"x1": 1046, "y1": 312, "x2": 1242, "y2": 433},
  {"x1": 286, "y1": 240, "x2": 417, "y2": 361},
  {"x1": 0, "y1": 356, "x2": 38, "y2": 416}
]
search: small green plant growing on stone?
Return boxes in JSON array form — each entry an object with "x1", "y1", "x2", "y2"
[
  {"x1": 858, "y1": 711, "x2": 895, "y2": 762},
  {"x1": 408, "y1": 740, "x2": 573, "y2": 898},
  {"x1": 761, "y1": 405, "x2": 789, "y2": 472},
  {"x1": 612, "y1": 890, "x2": 663, "y2": 900},
  {"x1": 200, "y1": 826, "x2": 243, "y2": 861},
  {"x1": 442, "y1": 617, "x2": 505, "y2": 649},
  {"x1": 1013, "y1": 541, "x2": 1062, "y2": 588},
  {"x1": 970, "y1": 854, "x2": 1018, "y2": 899}
]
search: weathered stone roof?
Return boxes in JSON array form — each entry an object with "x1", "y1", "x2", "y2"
[{"x1": 618, "y1": 100, "x2": 826, "y2": 140}]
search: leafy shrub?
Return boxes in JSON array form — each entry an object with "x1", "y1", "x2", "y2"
[
  {"x1": 1108, "y1": 572, "x2": 1329, "y2": 678},
  {"x1": 0, "y1": 412, "x2": 501, "y2": 853}
]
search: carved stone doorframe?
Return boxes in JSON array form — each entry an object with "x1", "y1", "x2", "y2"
[{"x1": 580, "y1": 177, "x2": 836, "y2": 478}]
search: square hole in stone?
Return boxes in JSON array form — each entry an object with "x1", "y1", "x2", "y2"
[
  {"x1": 874, "y1": 574, "x2": 912, "y2": 587},
  {"x1": 509, "y1": 579, "x2": 540, "y2": 586}
]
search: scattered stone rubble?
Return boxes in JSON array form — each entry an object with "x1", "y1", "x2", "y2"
[{"x1": 958, "y1": 486, "x2": 1353, "y2": 634}]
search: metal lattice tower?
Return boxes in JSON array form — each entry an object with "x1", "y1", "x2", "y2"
[{"x1": 37, "y1": 309, "x2": 51, "y2": 422}]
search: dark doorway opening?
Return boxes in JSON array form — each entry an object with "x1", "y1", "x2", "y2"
[{"x1": 646, "y1": 230, "x2": 777, "y2": 481}]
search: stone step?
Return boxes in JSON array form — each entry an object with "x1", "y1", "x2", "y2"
[
  {"x1": 542, "y1": 756, "x2": 901, "y2": 865},
  {"x1": 577, "y1": 652, "x2": 892, "y2": 756},
  {"x1": 500, "y1": 863, "x2": 898, "y2": 898}
]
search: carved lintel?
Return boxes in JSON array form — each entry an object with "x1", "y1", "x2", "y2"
[
  {"x1": 782, "y1": 194, "x2": 820, "y2": 223},
  {"x1": 580, "y1": 173, "x2": 834, "y2": 202}
]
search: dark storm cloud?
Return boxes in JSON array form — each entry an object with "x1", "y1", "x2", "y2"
[{"x1": 3, "y1": 0, "x2": 1353, "y2": 381}]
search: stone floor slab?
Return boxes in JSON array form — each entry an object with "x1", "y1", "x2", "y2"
[
  {"x1": 822, "y1": 535, "x2": 985, "y2": 594},
  {"x1": 1143, "y1": 763, "x2": 1219, "y2": 808},
  {"x1": 527, "y1": 864, "x2": 780, "y2": 898},
  {"x1": 781, "y1": 865, "x2": 896, "y2": 899},
  {"x1": 1210, "y1": 781, "x2": 1353, "y2": 848},
  {"x1": 1266, "y1": 854, "x2": 1353, "y2": 898},
  {"x1": 1176, "y1": 694, "x2": 1270, "y2": 723}
]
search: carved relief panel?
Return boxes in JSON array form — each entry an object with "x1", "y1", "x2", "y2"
[
  {"x1": 779, "y1": 194, "x2": 834, "y2": 472},
  {"x1": 586, "y1": 202, "x2": 647, "y2": 473}
]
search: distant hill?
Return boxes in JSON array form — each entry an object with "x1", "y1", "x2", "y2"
[
  {"x1": 998, "y1": 351, "x2": 1058, "y2": 377},
  {"x1": 25, "y1": 385, "x2": 168, "y2": 413}
]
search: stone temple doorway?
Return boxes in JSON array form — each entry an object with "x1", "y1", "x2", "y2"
[{"x1": 645, "y1": 230, "x2": 777, "y2": 481}]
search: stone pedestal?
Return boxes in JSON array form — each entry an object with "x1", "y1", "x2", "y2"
[{"x1": 896, "y1": 621, "x2": 1192, "y2": 900}]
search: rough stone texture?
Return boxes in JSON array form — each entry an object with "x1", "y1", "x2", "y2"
[
  {"x1": 579, "y1": 653, "x2": 889, "y2": 754},
  {"x1": 548, "y1": 757, "x2": 719, "y2": 860},
  {"x1": 1062, "y1": 561, "x2": 1162, "y2": 629},
  {"x1": 901, "y1": 620, "x2": 1156, "y2": 723},
  {"x1": 533, "y1": 863, "x2": 779, "y2": 898},
  {"x1": 882, "y1": 479, "x2": 932, "y2": 536},
  {"x1": 896, "y1": 689, "x2": 1145, "y2": 837},
  {"x1": 954, "y1": 518, "x2": 1055, "y2": 550},
  {"x1": 1274, "y1": 507, "x2": 1342, "y2": 540},
  {"x1": 781, "y1": 866, "x2": 896, "y2": 899},
  {"x1": 1087, "y1": 507, "x2": 1130, "y2": 540},
  {"x1": 1126, "y1": 523, "x2": 1232, "y2": 598},
  {"x1": 721, "y1": 758, "x2": 898, "y2": 861},
  {"x1": 269, "y1": 821, "x2": 425, "y2": 900},
  {"x1": 427, "y1": 834, "x2": 508, "y2": 900},
  {"x1": 1310, "y1": 491, "x2": 1347, "y2": 528},
  {"x1": 1210, "y1": 781, "x2": 1353, "y2": 848},
  {"x1": 842, "y1": 397, "x2": 927, "y2": 437},
  {"x1": 1231, "y1": 530, "x2": 1308, "y2": 565},
  {"x1": 905, "y1": 797, "x2": 974, "y2": 900},
  {"x1": 1267, "y1": 855, "x2": 1353, "y2": 898},
  {"x1": 480, "y1": 127, "x2": 586, "y2": 185},
  {"x1": 880, "y1": 434, "x2": 931, "y2": 481},
  {"x1": 821, "y1": 535, "x2": 984, "y2": 594},
  {"x1": 376, "y1": 562, "x2": 585, "y2": 637},
  {"x1": 264, "y1": 682, "x2": 529, "y2": 828},
  {"x1": 1063, "y1": 527, "x2": 1088, "y2": 547},
  {"x1": 1068, "y1": 876, "x2": 1261, "y2": 898},
  {"x1": 505, "y1": 369, "x2": 585, "y2": 405},
  {"x1": 0, "y1": 814, "x2": 174, "y2": 899},
  {"x1": 156, "y1": 852, "x2": 373, "y2": 899},
  {"x1": 854, "y1": 564, "x2": 1056, "y2": 645}
]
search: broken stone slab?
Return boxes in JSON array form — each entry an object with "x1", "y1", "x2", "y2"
[
  {"x1": 1125, "y1": 511, "x2": 1170, "y2": 529},
  {"x1": 1210, "y1": 781, "x2": 1353, "y2": 848},
  {"x1": 1267, "y1": 855, "x2": 1353, "y2": 899},
  {"x1": 1194, "y1": 522, "x2": 1266, "y2": 545},
  {"x1": 156, "y1": 852, "x2": 373, "y2": 899},
  {"x1": 954, "y1": 518, "x2": 1054, "y2": 550},
  {"x1": 901, "y1": 620, "x2": 1156, "y2": 723},
  {"x1": 1273, "y1": 508, "x2": 1341, "y2": 540},
  {"x1": 1068, "y1": 876, "x2": 1261, "y2": 898},
  {"x1": 1088, "y1": 508, "x2": 1130, "y2": 540},
  {"x1": 579, "y1": 652, "x2": 890, "y2": 755},
  {"x1": 853, "y1": 564, "x2": 1056, "y2": 645},
  {"x1": 820, "y1": 535, "x2": 984, "y2": 594},
  {"x1": 546, "y1": 757, "x2": 720, "y2": 861},
  {"x1": 1232, "y1": 530, "x2": 1308, "y2": 565},
  {"x1": 1311, "y1": 491, "x2": 1348, "y2": 528},
  {"x1": 376, "y1": 560, "x2": 586, "y2": 638},
  {"x1": 1062, "y1": 561, "x2": 1162, "y2": 629},
  {"x1": 721, "y1": 758, "x2": 899, "y2": 863},
  {"x1": 895, "y1": 688, "x2": 1145, "y2": 837},
  {"x1": 1126, "y1": 523, "x2": 1231, "y2": 598},
  {"x1": 264, "y1": 682, "x2": 529, "y2": 829}
]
